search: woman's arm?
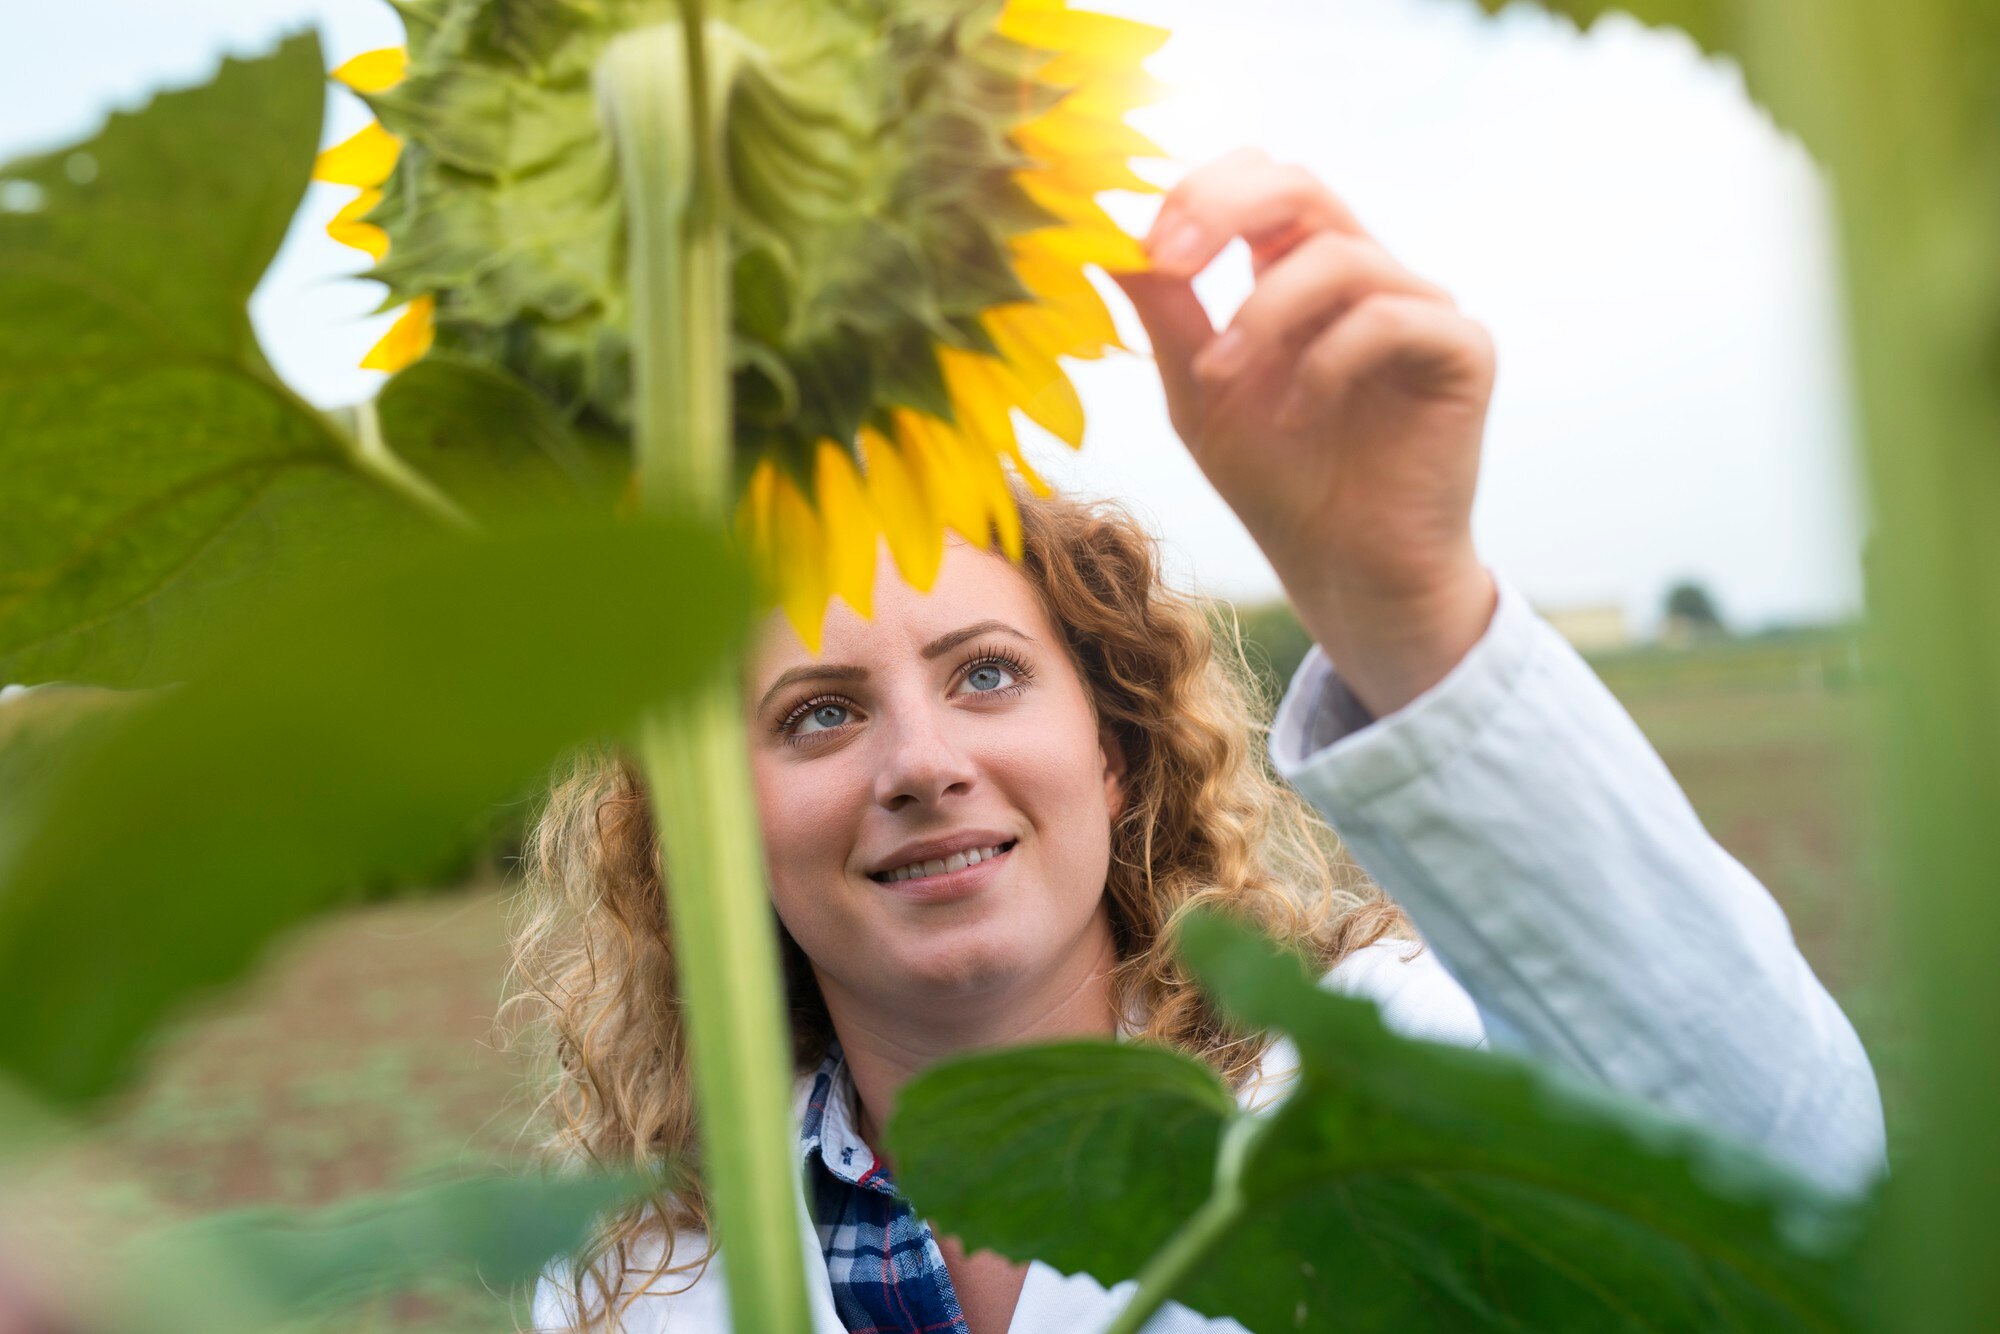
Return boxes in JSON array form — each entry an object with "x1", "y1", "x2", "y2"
[
  {"x1": 1272, "y1": 568, "x2": 1886, "y2": 1194},
  {"x1": 1110, "y1": 148, "x2": 1885, "y2": 1196}
]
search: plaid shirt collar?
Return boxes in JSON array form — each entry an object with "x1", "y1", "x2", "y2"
[{"x1": 799, "y1": 1040, "x2": 970, "y2": 1334}]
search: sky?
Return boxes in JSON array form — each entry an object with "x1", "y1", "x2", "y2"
[{"x1": 0, "y1": 0, "x2": 1869, "y2": 634}]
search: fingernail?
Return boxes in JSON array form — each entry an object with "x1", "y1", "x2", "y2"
[{"x1": 1151, "y1": 221, "x2": 1206, "y2": 269}]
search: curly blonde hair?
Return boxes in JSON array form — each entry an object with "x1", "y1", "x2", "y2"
[{"x1": 503, "y1": 486, "x2": 1406, "y2": 1328}]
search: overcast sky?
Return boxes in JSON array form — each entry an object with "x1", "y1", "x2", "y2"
[{"x1": 2, "y1": 0, "x2": 1868, "y2": 633}]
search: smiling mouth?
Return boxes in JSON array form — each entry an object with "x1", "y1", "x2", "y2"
[{"x1": 869, "y1": 840, "x2": 1017, "y2": 884}]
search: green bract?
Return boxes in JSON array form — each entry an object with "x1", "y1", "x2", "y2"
[{"x1": 360, "y1": 0, "x2": 1065, "y2": 477}]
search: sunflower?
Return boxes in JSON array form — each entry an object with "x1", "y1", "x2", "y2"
[{"x1": 317, "y1": 0, "x2": 1170, "y2": 651}]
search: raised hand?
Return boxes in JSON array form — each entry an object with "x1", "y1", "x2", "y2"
[{"x1": 1109, "y1": 147, "x2": 1499, "y2": 717}]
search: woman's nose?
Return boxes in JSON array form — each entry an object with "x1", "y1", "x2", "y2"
[{"x1": 872, "y1": 708, "x2": 978, "y2": 812}]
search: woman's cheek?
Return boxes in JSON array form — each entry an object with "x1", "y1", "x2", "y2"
[
  {"x1": 758, "y1": 752, "x2": 868, "y2": 908},
  {"x1": 1000, "y1": 740, "x2": 1113, "y2": 886}
]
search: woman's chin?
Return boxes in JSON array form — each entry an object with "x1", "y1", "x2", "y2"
[{"x1": 879, "y1": 921, "x2": 1043, "y2": 999}]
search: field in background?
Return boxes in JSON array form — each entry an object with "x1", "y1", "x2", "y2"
[{"x1": 56, "y1": 618, "x2": 1901, "y2": 1331}]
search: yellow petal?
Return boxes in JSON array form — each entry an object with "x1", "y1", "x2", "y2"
[
  {"x1": 1013, "y1": 169, "x2": 1133, "y2": 229},
  {"x1": 1046, "y1": 67, "x2": 1172, "y2": 117},
  {"x1": 1012, "y1": 177, "x2": 1151, "y2": 271},
  {"x1": 733, "y1": 458, "x2": 783, "y2": 618},
  {"x1": 992, "y1": 284, "x2": 1106, "y2": 362},
  {"x1": 895, "y1": 410, "x2": 988, "y2": 547},
  {"x1": 815, "y1": 441, "x2": 879, "y2": 620},
  {"x1": 999, "y1": 6, "x2": 1171, "y2": 66},
  {"x1": 978, "y1": 312, "x2": 1086, "y2": 449},
  {"x1": 1013, "y1": 106, "x2": 1167, "y2": 164},
  {"x1": 331, "y1": 48, "x2": 408, "y2": 94},
  {"x1": 313, "y1": 121, "x2": 401, "y2": 188},
  {"x1": 735, "y1": 457, "x2": 778, "y2": 562},
  {"x1": 1025, "y1": 152, "x2": 1156, "y2": 200},
  {"x1": 939, "y1": 351, "x2": 1055, "y2": 498},
  {"x1": 770, "y1": 471, "x2": 832, "y2": 654},
  {"x1": 327, "y1": 187, "x2": 388, "y2": 260},
  {"x1": 360, "y1": 294, "x2": 435, "y2": 373},
  {"x1": 938, "y1": 348, "x2": 1016, "y2": 449},
  {"x1": 859, "y1": 426, "x2": 944, "y2": 592},
  {"x1": 926, "y1": 414, "x2": 1024, "y2": 563},
  {"x1": 986, "y1": 302, "x2": 1073, "y2": 384},
  {"x1": 1007, "y1": 241, "x2": 1122, "y2": 352}
]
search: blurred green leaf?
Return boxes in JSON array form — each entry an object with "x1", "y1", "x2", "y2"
[
  {"x1": 369, "y1": 354, "x2": 630, "y2": 519},
  {"x1": 891, "y1": 911, "x2": 1876, "y2": 1332},
  {"x1": 891, "y1": 1041, "x2": 1234, "y2": 1281},
  {"x1": 1470, "y1": 5, "x2": 2000, "y2": 1328},
  {"x1": 118, "y1": 1168, "x2": 644, "y2": 1333},
  {"x1": 0, "y1": 33, "x2": 619, "y2": 690},
  {"x1": 0, "y1": 513, "x2": 749, "y2": 1107},
  {"x1": 0, "y1": 685, "x2": 142, "y2": 867},
  {"x1": 0, "y1": 31, "x2": 360, "y2": 687}
]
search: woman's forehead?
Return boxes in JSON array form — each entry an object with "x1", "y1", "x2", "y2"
[{"x1": 747, "y1": 538, "x2": 1049, "y2": 673}]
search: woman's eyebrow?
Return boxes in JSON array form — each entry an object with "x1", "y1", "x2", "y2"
[
  {"x1": 756, "y1": 663, "x2": 867, "y2": 715},
  {"x1": 754, "y1": 622, "x2": 1035, "y2": 715},
  {"x1": 918, "y1": 619, "x2": 1035, "y2": 660}
]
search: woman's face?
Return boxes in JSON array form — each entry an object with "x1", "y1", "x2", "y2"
[{"x1": 744, "y1": 537, "x2": 1127, "y2": 1017}]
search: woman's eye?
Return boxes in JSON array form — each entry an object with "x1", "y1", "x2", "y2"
[
  {"x1": 795, "y1": 702, "x2": 850, "y2": 734},
  {"x1": 963, "y1": 662, "x2": 1016, "y2": 693}
]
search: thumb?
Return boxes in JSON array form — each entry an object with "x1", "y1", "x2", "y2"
[{"x1": 1108, "y1": 267, "x2": 1218, "y2": 436}]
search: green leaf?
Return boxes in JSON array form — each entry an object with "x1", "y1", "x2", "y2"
[
  {"x1": 117, "y1": 1168, "x2": 645, "y2": 1333},
  {"x1": 891, "y1": 912, "x2": 1877, "y2": 1332},
  {"x1": 0, "y1": 32, "x2": 423, "y2": 688},
  {"x1": 0, "y1": 34, "x2": 620, "y2": 690},
  {"x1": 0, "y1": 512, "x2": 749, "y2": 1107},
  {"x1": 0, "y1": 32, "x2": 365, "y2": 688},
  {"x1": 890, "y1": 1042, "x2": 1237, "y2": 1277},
  {"x1": 372, "y1": 353, "x2": 629, "y2": 516}
]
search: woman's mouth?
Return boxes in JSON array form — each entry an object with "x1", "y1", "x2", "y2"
[{"x1": 867, "y1": 840, "x2": 1017, "y2": 898}]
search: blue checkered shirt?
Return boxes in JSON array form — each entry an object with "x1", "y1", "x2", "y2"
[{"x1": 800, "y1": 1040, "x2": 969, "y2": 1334}]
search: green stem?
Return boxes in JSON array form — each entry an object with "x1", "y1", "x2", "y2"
[
  {"x1": 348, "y1": 397, "x2": 475, "y2": 530},
  {"x1": 1102, "y1": 1115, "x2": 1263, "y2": 1334},
  {"x1": 598, "y1": 17, "x2": 812, "y2": 1334},
  {"x1": 1798, "y1": 5, "x2": 2000, "y2": 1329},
  {"x1": 633, "y1": 689, "x2": 807, "y2": 1331}
]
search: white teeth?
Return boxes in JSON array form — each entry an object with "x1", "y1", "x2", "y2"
[{"x1": 879, "y1": 842, "x2": 1009, "y2": 882}]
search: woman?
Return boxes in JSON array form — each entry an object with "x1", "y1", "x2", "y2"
[{"x1": 521, "y1": 148, "x2": 1885, "y2": 1333}]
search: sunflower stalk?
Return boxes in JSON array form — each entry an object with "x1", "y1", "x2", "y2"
[{"x1": 599, "y1": 17, "x2": 813, "y2": 1333}]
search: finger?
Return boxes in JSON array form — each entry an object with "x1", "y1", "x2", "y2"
[
  {"x1": 1193, "y1": 232, "x2": 1454, "y2": 389},
  {"x1": 1107, "y1": 267, "x2": 1217, "y2": 439},
  {"x1": 1144, "y1": 151, "x2": 1370, "y2": 281},
  {"x1": 1273, "y1": 295, "x2": 1497, "y2": 430}
]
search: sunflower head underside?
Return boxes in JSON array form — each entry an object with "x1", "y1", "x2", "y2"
[{"x1": 311, "y1": 0, "x2": 1171, "y2": 650}]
